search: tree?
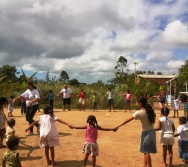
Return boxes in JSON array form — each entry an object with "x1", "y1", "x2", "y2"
[
  {"x1": 0, "y1": 65, "x2": 19, "y2": 82},
  {"x1": 157, "y1": 72, "x2": 163, "y2": 75},
  {"x1": 69, "y1": 79, "x2": 79, "y2": 86},
  {"x1": 59, "y1": 70, "x2": 69, "y2": 82},
  {"x1": 177, "y1": 59, "x2": 188, "y2": 92},
  {"x1": 114, "y1": 56, "x2": 128, "y2": 86}
]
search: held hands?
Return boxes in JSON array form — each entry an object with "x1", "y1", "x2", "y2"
[{"x1": 113, "y1": 126, "x2": 119, "y2": 132}]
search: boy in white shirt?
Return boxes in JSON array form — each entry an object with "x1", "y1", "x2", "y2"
[{"x1": 174, "y1": 117, "x2": 188, "y2": 164}]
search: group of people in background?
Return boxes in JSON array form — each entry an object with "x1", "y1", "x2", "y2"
[{"x1": 1, "y1": 81, "x2": 188, "y2": 167}]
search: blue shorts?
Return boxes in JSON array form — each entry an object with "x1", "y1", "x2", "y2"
[
  {"x1": 108, "y1": 99, "x2": 114, "y2": 106},
  {"x1": 140, "y1": 129, "x2": 157, "y2": 154},
  {"x1": 126, "y1": 100, "x2": 130, "y2": 105}
]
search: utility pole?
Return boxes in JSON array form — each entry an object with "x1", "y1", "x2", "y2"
[{"x1": 133, "y1": 62, "x2": 139, "y2": 84}]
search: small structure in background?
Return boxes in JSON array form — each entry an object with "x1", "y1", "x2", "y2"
[{"x1": 138, "y1": 74, "x2": 177, "y2": 106}]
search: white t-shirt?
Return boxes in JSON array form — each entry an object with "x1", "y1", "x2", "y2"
[
  {"x1": 60, "y1": 88, "x2": 72, "y2": 98},
  {"x1": 107, "y1": 91, "x2": 114, "y2": 99},
  {"x1": 159, "y1": 116, "x2": 174, "y2": 134},
  {"x1": 177, "y1": 124, "x2": 188, "y2": 141},
  {"x1": 21, "y1": 89, "x2": 40, "y2": 106},
  {"x1": 133, "y1": 109, "x2": 154, "y2": 131}
]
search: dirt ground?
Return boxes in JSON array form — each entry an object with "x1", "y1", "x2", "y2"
[{"x1": 0, "y1": 107, "x2": 187, "y2": 167}]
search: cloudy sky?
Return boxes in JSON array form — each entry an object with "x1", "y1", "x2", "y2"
[{"x1": 0, "y1": 0, "x2": 188, "y2": 83}]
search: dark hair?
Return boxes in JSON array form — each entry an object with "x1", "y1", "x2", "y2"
[
  {"x1": 0, "y1": 97, "x2": 8, "y2": 106},
  {"x1": 10, "y1": 95, "x2": 14, "y2": 99},
  {"x1": 179, "y1": 116, "x2": 187, "y2": 125},
  {"x1": 180, "y1": 94, "x2": 187, "y2": 103},
  {"x1": 174, "y1": 94, "x2": 178, "y2": 99},
  {"x1": 43, "y1": 105, "x2": 53, "y2": 117},
  {"x1": 127, "y1": 90, "x2": 130, "y2": 93},
  {"x1": 87, "y1": 115, "x2": 98, "y2": 126},
  {"x1": 6, "y1": 136, "x2": 19, "y2": 150},
  {"x1": 49, "y1": 90, "x2": 52, "y2": 93},
  {"x1": 27, "y1": 81, "x2": 36, "y2": 89},
  {"x1": 161, "y1": 107, "x2": 169, "y2": 116},
  {"x1": 7, "y1": 119, "x2": 16, "y2": 127},
  {"x1": 137, "y1": 97, "x2": 156, "y2": 124}
]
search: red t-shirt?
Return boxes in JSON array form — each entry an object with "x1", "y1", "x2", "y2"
[{"x1": 79, "y1": 92, "x2": 86, "y2": 98}]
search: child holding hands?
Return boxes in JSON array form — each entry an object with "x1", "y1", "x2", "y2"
[
  {"x1": 70, "y1": 115, "x2": 115, "y2": 167},
  {"x1": 155, "y1": 107, "x2": 175, "y2": 167},
  {"x1": 25, "y1": 105, "x2": 71, "y2": 167},
  {"x1": 174, "y1": 117, "x2": 188, "y2": 164}
]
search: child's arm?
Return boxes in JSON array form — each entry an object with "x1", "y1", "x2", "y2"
[
  {"x1": 25, "y1": 120, "x2": 39, "y2": 132},
  {"x1": 70, "y1": 125, "x2": 87, "y2": 129},
  {"x1": 97, "y1": 126, "x2": 115, "y2": 131},
  {"x1": 174, "y1": 133, "x2": 180, "y2": 137},
  {"x1": 172, "y1": 124, "x2": 175, "y2": 133},
  {"x1": 11, "y1": 130, "x2": 15, "y2": 137},
  {"x1": 115, "y1": 116, "x2": 134, "y2": 131},
  {"x1": 56, "y1": 119, "x2": 71, "y2": 127},
  {"x1": 16, "y1": 152, "x2": 22, "y2": 167},
  {"x1": 154, "y1": 120, "x2": 162, "y2": 131}
]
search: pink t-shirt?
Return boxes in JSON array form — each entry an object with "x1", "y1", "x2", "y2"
[
  {"x1": 126, "y1": 93, "x2": 132, "y2": 100},
  {"x1": 86, "y1": 125, "x2": 98, "y2": 142}
]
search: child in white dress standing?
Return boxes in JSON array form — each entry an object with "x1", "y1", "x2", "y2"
[
  {"x1": 25, "y1": 105, "x2": 71, "y2": 167},
  {"x1": 173, "y1": 95, "x2": 180, "y2": 118},
  {"x1": 155, "y1": 107, "x2": 175, "y2": 167}
]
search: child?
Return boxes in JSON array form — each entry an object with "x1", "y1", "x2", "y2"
[
  {"x1": 121, "y1": 90, "x2": 132, "y2": 112},
  {"x1": 91, "y1": 92, "x2": 97, "y2": 112},
  {"x1": 158, "y1": 89, "x2": 168, "y2": 108},
  {"x1": 180, "y1": 94, "x2": 188, "y2": 119},
  {"x1": 115, "y1": 97, "x2": 156, "y2": 167},
  {"x1": 0, "y1": 97, "x2": 8, "y2": 148},
  {"x1": 21, "y1": 97, "x2": 26, "y2": 115},
  {"x1": 25, "y1": 105, "x2": 71, "y2": 167},
  {"x1": 173, "y1": 95, "x2": 180, "y2": 118},
  {"x1": 46, "y1": 90, "x2": 54, "y2": 110},
  {"x1": 8, "y1": 95, "x2": 14, "y2": 117},
  {"x1": 70, "y1": 115, "x2": 115, "y2": 167},
  {"x1": 2, "y1": 136, "x2": 22, "y2": 167},
  {"x1": 76, "y1": 89, "x2": 87, "y2": 111},
  {"x1": 6, "y1": 118, "x2": 16, "y2": 142},
  {"x1": 155, "y1": 107, "x2": 175, "y2": 167},
  {"x1": 174, "y1": 117, "x2": 188, "y2": 163},
  {"x1": 106, "y1": 88, "x2": 116, "y2": 112}
]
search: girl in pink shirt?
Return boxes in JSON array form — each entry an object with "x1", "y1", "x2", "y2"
[
  {"x1": 121, "y1": 90, "x2": 132, "y2": 112},
  {"x1": 70, "y1": 115, "x2": 115, "y2": 167}
]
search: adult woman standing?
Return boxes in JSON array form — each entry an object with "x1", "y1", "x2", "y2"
[{"x1": 13, "y1": 81, "x2": 40, "y2": 135}]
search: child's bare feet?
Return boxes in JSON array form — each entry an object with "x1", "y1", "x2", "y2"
[
  {"x1": 162, "y1": 161, "x2": 168, "y2": 167},
  {"x1": 51, "y1": 161, "x2": 55, "y2": 167},
  {"x1": 47, "y1": 160, "x2": 51, "y2": 166}
]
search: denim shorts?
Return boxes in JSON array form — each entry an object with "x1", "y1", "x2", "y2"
[{"x1": 140, "y1": 129, "x2": 157, "y2": 153}]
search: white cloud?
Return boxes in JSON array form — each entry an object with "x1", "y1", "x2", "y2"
[
  {"x1": 163, "y1": 20, "x2": 188, "y2": 46},
  {"x1": 0, "y1": 0, "x2": 188, "y2": 83}
]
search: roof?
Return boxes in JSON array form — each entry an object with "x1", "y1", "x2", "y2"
[{"x1": 138, "y1": 74, "x2": 177, "y2": 79}]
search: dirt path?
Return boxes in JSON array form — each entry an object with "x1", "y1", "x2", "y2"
[{"x1": 0, "y1": 108, "x2": 187, "y2": 167}]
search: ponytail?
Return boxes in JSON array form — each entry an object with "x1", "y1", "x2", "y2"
[{"x1": 145, "y1": 104, "x2": 156, "y2": 124}]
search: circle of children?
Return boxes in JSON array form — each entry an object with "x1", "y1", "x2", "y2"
[{"x1": 0, "y1": 82, "x2": 188, "y2": 167}]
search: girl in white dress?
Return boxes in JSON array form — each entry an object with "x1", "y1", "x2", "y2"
[
  {"x1": 173, "y1": 95, "x2": 180, "y2": 118},
  {"x1": 25, "y1": 106, "x2": 71, "y2": 167}
]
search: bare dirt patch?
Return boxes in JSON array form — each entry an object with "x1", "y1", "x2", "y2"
[{"x1": 0, "y1": 108, "x2": 187, "y2": 167}]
